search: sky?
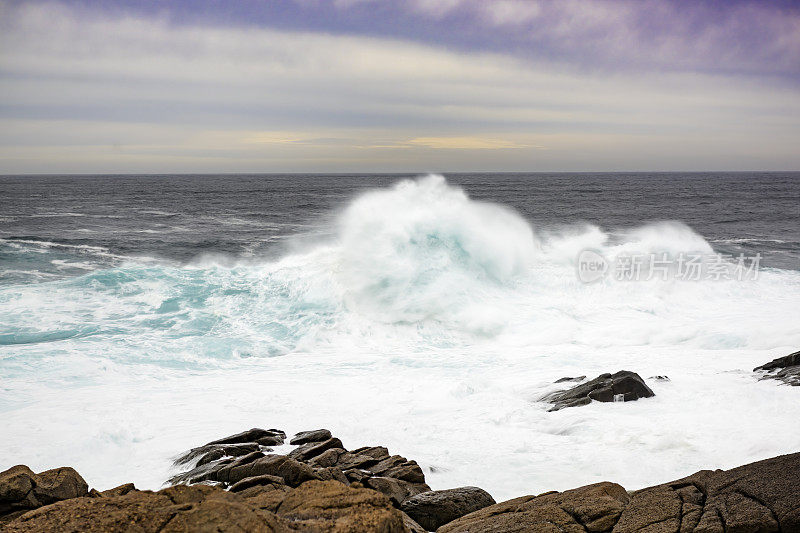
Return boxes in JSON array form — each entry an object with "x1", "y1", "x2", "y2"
[{"x1": 1, "y1": 0, "x2": 799, "y2": 173}]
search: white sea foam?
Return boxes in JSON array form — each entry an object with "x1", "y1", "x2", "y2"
[{"x1": 1, "y1": 175, "x2": 799, "y2": 500}]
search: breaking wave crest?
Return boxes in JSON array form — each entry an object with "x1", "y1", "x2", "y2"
[{"x1": 1, "y1": 175, "x2": 798, "y2": 363}]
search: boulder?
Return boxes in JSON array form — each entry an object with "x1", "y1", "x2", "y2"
[
  {"x1": 614, "y1": 451, "x2": 800, "y2": 532},
  {"x1": 401, "y1": 486, "x2": 495, "y2": 530},
  {"x1": 439, "y1": 482, "x2": 629, "y2": 533},
  {"x1": 30, "y1": 467, "x2": 89, "y2": 506},
  {"x1": 364, "y1": 476, "x2": 431, "y2": 506},
  {"x1": 544, "y1": 370, "x2": 655, "y2": 411},
  {"x1": 754, "y1": 349, "x2": 800, "y2": 386},
  {"x1": 0, "y1": 465, "x2": 88, "y2": 516},
  {"x1": 290, "y1": 429, "x2": 333, "y2": 445}
]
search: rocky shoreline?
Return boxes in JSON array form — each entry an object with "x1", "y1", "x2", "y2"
[
  {"x1": 2, "y1": 354, "x2": 799, "y2": 532},
  {"x1": 3, "y1": 428, "x2": 799, "y2": 532}
]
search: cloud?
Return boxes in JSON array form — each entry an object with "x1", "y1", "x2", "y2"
[
  {"x1": 347, "y1": 0, "x2": 800, "y2": 78},
  {"x1": 404, "y1": 137, "x2": 537, "y2": 150},
  {"x1": 0, "y1": 1, "x2": 798, "y2": 172}
]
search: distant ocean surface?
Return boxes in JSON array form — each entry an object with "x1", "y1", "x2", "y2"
[{"x1": 1, "y1": 172, "x2": 799, "y2": 500}]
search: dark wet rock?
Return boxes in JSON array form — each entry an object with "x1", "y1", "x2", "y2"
[
  {"x1": 400, "y1": 510, "x2": 427, "y2": 533},
  {"x1": 343, "y1": 469, "x2": 373, "y2": 483},
  {"x1": 312, "y1": 466, "x2": 350, "y2": 485},
  {"x1": 350, "y1": 446, "x2": 391, "y2": 460},
  {"x1": 287, "y1": 437, "x2": 344, "y2": 462},
  {"x1": 755, "y1": 349, "x2": 800, "y2": 371},
  {"x1": 307, "y1": 447, "x2": 347, "y2": 468},
  {"x1": 401, "y1": 486, "x2": 496, "y2": 531},
  {"x1": 371, "y1": 457, "x2": 426, "y2": 484},
  {"x1": 614, "y1": 451, "x2": 800, "y2": 533},
  {"x1": 544, "y1": 370, "x2": 655, "y2": 411},
  {"x1": 364, "y1": 476, "x2": 431, "y2": 506},
  {"x1": 206, "y1": 427, "x2": 285, "y2": 447},
  {"x1": 384, "y1": 463, "x2": 426, "y2": 484},
  {"x1": 168, "y1": 456, "x2": 235, "y2": 485},
  {"x1": 0, "y1": 465, "x2": 88, "y2": 516},
  {"x1": 439, "y1": 482, "x2": 629, "y2": 533},
  {"x1": 257, "y1": 435, "x2": 285, "y2": 446},
  {"x1": 369, "y1": 455, "x2": 405, "y2": 473},
  {"x1": 216, "y1": 455, "x2": 320, "y2": 487},
  {"x1": 228, "y1": 474, "x2": 285, "y2": 493},
  {"x1": 649, "y1": 375, "x2": 670, "y2": 381},
  {"x1": 336, "y1": 449, "x2": 389, "y2": 471},
  {"x1": 177, "y1": 442, "x2": 263, "y2": 467},
  {"x1": 290, "y1": 428, "x2": 332, "y2": 445},
  {"x1": 754, "y1": 349, "x2": 800, "y2": 386},
  {"x1": 555, "y1": 375, "x2": 586, "y2": 383}
]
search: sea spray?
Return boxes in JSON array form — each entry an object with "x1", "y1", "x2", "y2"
[{"x1": 337, "y1": 175, "x2": 538, "y2": 324}]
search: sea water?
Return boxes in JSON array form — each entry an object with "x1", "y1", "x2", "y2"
[{"x1": 1, "y1": 172, "x2": 799, "y2": 501}]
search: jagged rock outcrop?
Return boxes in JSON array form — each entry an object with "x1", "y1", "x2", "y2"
[
  {"x1": 544, "y1": 370, "x2": 655, "y2": 411},
  {"x1": 400, "y1": 486, "x2": 496, "y2": 531},
  {"x1": 754, "y1": 349, "x2": 800, "y2": 386},
  {"x1": 3, "y1": 428, "x2": 798, "y2": 532},
  {"x1": 169, "y1": 428, "x2": 432, "y2": 509}
]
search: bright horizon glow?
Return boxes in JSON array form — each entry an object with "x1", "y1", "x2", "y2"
[{"x1": 1, "y1": 0, "x2": 799, "y2": 173}]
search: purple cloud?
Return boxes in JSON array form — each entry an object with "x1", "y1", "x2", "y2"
[{"x1": 34, "y1": 0, "x2": 800, "y2": 79}]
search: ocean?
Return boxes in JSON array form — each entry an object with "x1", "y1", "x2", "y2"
[{"x1": 1, "y1": 172, "x2": 799, "y2": 500}]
